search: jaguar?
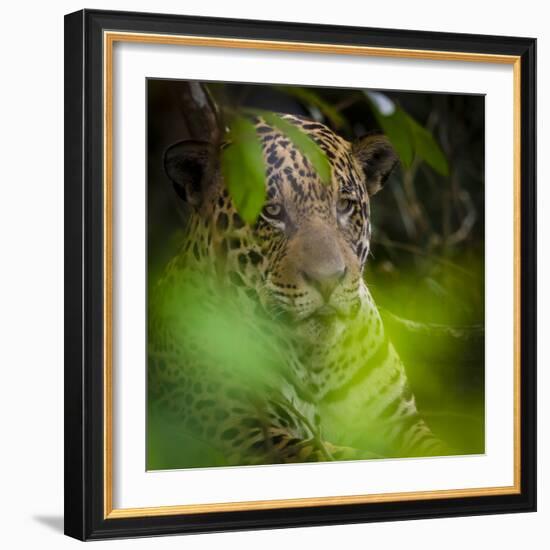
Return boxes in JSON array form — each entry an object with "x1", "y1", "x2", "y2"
[{"x1": 148, "y1": 113, "x2": 447, "y2": 467}]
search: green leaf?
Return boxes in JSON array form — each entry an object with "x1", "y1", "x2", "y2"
[
  {"x1": 277, "y1": 86, "x2": 347, "y2": 129},
  {"x1": 405, "y1": 115, "x2": 450, "y2": 176},
  {"x1": 366, "y1": 97, "x2": 415, "y2": 168},
  {"x1": 221, "y1": 116, "x2": 267, "y2": 224},
  {"x1": 365, "y1": 92, "x2": 449, "y2": 176},
  {"x1": 260, "y1": 111, "x2": 332, "y2": 184}
]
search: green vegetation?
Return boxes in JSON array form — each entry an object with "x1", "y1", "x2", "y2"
[{"x1": 146, "y1": 80, "x2": 485, "y2": 469}]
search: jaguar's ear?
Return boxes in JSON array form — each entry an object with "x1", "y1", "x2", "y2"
[
  {"x1": 164, "y1": 140, "x2": 212, "y2": 207},
  {"x1": 353, "y1": 134, "x2": 398, "y2": 196}
]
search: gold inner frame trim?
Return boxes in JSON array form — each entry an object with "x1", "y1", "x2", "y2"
[{"x1": 103, "y1": 30, "x2": 522, "y2": 520}]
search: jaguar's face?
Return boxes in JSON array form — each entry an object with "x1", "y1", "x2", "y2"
[{"x1": 165, "y1": 115, "x2": 397, "y2": 326}]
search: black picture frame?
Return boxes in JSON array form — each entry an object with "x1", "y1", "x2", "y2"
[{"x1": 64, "y1": 8, "x2": 536, "y2": 541}]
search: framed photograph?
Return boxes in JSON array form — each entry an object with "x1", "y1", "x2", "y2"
[{"x1": 64, "y1": 9, "x2": 536, "y2": 540}]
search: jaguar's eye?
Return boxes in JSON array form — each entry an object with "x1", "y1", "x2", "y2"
[
  {"x1": 336, "y1": 198, "x2": 355, "y2": 215},
  {"x1": 262, "y1": 203, "x2": 283, "y2": 219}
]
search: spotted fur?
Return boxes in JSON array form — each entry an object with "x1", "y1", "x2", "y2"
[{"x1": 149, "y1": 114, "x2": 447, "y2": 466}]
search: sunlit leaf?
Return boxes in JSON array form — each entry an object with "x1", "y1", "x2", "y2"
[
  {"x1": 364, "y1": 91, "x2": 396, "y2": 116},
  {"x1": 260, "y1": 111, "x2": 332, "y2": 184},
  {"x1": 221, "y1": 116, "x2": 267, "y2": 224},
  {"x1": 365, "y1": 90, "x2": 449, "y2": 176},
  {"x1": 366, "y1": 94, "x2": 415, "y2": 168},
  {"x1": 405, "y1": 115, "x2": 450, "y2": 176},
  {"x1": 277, "y1": 86, "x2": 347, "y2": 128}
]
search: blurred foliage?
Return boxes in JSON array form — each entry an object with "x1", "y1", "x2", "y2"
[
  {"x1": 147, "y1": 263, "x2": 483, "y2": 470},
  {"x1": 148, "y1": 268, "x2": 294, "y2": 469},
  {"x1": 147, "y1": 79, "x2": 485, "y2": 469}
]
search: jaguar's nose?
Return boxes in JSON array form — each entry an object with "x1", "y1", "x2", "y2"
[{"x1": 302, "y1": 266, "x2": 347, "y2": 301}]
